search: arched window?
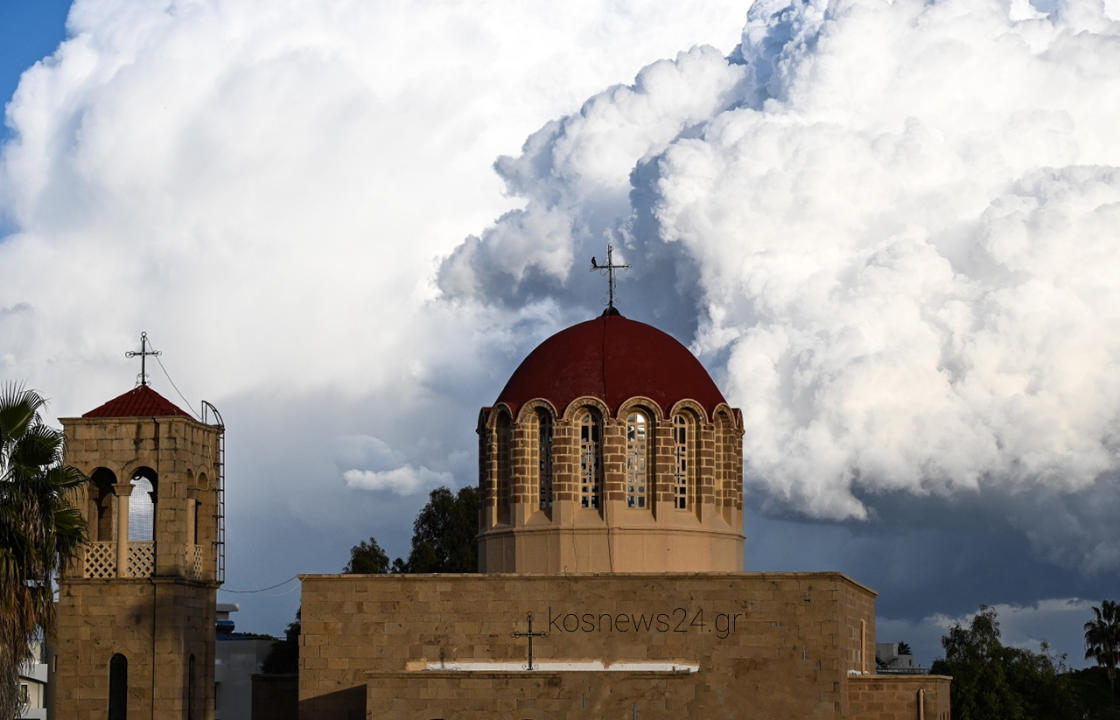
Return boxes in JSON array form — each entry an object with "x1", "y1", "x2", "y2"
[
  {"x1": 128, "y1": 468, "x2": 158, "y2": 542},
  {"x1": 495, "y1": 412, "x2": 512, "y2": 524},
  {"x1": 672, "y1": 414, "x2": 694, "y2": 510},
  {"x1": 579, "y1": 411, "x2": 602, "y2": 509},
  {"x1": 625, "y1": 411, "x2": 650, "y2": 508},
  {"x1": 90, "y1": 468, "x2": 117, "y2": 541},
  {"x1": 109, "y1": 653, "x2": 127, "y2": 720},
  {"x1": 537, "y1": 409, "x2": 553, "y2": 511}
]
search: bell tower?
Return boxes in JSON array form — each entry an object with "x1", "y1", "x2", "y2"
[{"x1": 54, "y1": 379, "x2": 225, "y2": 720}]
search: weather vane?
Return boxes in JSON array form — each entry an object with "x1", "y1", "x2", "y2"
[
  {"x1": 125, "y1": 331, "x2": 161, "y2": 387},
  {"x1": 590, "y1": 242, "x2": 630, "y2": 314}
]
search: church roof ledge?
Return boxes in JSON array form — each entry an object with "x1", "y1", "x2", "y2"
[{"x1": 299, "y1": 571, "x2": 877, "y2": 594}]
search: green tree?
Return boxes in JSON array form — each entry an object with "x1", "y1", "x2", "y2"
[
  {"x1": 343, "y1": 536, "x2": 390, "y2": 574},
  {"x1": 0, "y1": 384, "x2": 86, "y2": 718},
  {"x1": 931, "y1": 605, "x2": 1080, "y2": 720},
  {"x1": 394, "y1": 486, "x2": 479, "y2": 573},
  {"x1": 1085, "y1": 600, "x2": 1120, "y2": 699}
]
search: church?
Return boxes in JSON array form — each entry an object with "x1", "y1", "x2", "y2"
[
  {"x1": 51, "y1": 306, "x2": 950, "y2": 719},
  {"x1": 297, "y1": 306, "x2": 952, "y2": 718}
]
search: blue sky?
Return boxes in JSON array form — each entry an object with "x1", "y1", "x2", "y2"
[{"x1": 0, "y1": 1, "x2": 71, "y2": 145}]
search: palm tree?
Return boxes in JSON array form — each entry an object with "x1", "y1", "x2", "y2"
[
  {"x1": 1084, "y1": 599, "x2": 1120, "y2": 699},
  {"x1": 0, "y1": 384, "x2": 87, "y2": 719}
]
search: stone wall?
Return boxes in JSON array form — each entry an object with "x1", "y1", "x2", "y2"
[
  {"x1": 60, "y1": 415, "x2": 222, "y2": 581},
  {"x1": 300, "y1": 572, "x2": 879, "y2": 719},
  {"x1": 366, "y1": 670, "x2": 698, "y2": 719},
  {"x1": 477, "y1": 398, "x2": 745, "y2": 574},
  {"x1": 848, "y1": 675, "x2": 952, "y2": 720},
  {"x1": 54, "y1": 578, "x2": 216, "y2": 720}
]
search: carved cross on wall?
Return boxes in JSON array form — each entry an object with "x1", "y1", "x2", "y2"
[{"x1": 511, "y1": 611, "x2": 548, "y2": 670}]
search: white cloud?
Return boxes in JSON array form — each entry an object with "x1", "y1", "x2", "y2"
[
  {"x1": 343, "y1": 465, "x2": 452, "y2": 496},
  {"x1": 439, "y1": 0, "x2": 1120, "y2": 573},
  {"x1": 4, "y1": 0, "x2": 1118, "y2": 639},
  {"x1": 0, "y1": 0, "x2": 750, "y2": 634}
]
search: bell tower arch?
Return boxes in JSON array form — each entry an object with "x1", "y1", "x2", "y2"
[{"x1": 55, "y1": 383, "x2": 225, "y2": 720}]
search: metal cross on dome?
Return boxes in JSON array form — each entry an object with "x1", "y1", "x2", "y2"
[
  {"x1": 512, "y1": 611, "x2": 548, "y2": 670},
  {"x1": 590, "y1": 242, "x2": 630, "y2": 313},
  {"x1": 125, "y1": 331, "x2": 161, "y2": 387}
]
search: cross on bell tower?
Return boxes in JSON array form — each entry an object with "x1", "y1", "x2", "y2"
[
  {"x1": 125, "y1": 331, "x2": 161, "y2": 386},
  {"x1": 590, "y1": 243, "x2": 630, "y2": 315}
]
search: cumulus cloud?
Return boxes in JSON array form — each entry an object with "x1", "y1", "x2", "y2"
[
  {"x1": 5, "y1": 0, "x2": 1119, "y2": 635},
  {"x1": 0, "y1": 0, "x2": 749, "y2": 633},
  {"x1": 440, "y1": 0, "x2": 1120, "y2": 570},
  {"x1": 0, "y1": 0, "x2": 749, "y2": 409}
]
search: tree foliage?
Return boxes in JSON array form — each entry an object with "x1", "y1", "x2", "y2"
[
  {"x1": 343, "y1": 536, "x2": 389, "y2": 574},
  {"x1": 931, "y1": 605, "x2": 1080, "y2": 720},
  {"x1": 0, "y1": 384, "x2": 87, "y2": 718},
  {"x1": 368, "y1": 486, "x2": 479, "y2": 574},
  {"x1": 400, "y1": 485, "x2": 478, "y2": 573},
  {"x1": 1085, "y1": 600, "x2": 1120, "y2": 699}
]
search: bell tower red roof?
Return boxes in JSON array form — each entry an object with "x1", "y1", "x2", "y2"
[
  {"x1": 495, "y1": 313, "x2": 726, "y2": 418},
  {"x1": 82, "y1": 385, "x2": 192, "y2": 419}
]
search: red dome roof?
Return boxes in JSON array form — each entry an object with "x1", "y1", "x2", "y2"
[{"x1": 495, "y1": 313, "x2": 726, "y2": 418}]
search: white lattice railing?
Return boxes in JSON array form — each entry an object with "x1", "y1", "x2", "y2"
[
  {"x1": 186, "y1": 544, "x2": 204, "y2": 580},
  {"x1": 83, "y1": 541, "x2": 116, "y2": 578},
  {"x1": 127, "y1": 542, "x2": 155, "y2": 577}
]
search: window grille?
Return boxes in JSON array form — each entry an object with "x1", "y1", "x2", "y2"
[
  {"x1": 496, "y1": 413, "x2": 512, "y2": 524},
  {"x1": 673, "y1": 415, "x2": 690, "y2": 510},
  {"x1": 128, "y1": 471, "x2": 157, "y2": 542},
  {"x1": 537, "y1": 410, "x2": 553, "y2": 510},
  {"x1": 579, "y1": 412, "x2": 601, "y2": 509},
  {"x1": 626, "y1": 412, "x2": 649, "y2": 508}
]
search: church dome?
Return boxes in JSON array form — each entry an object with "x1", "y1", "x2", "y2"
[{"x1": 495, "y1": 312, "x2": 726, "y2": 418}]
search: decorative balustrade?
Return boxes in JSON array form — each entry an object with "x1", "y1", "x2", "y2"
[
  {"x1": 81, "y1": 541, "x2": 211, "y2": 579},
  {"x1": 83, "y1": 541, "x2": 116, "y2": 578},
  {"x1": 127, "y1": 542, "x2": 155, "y2": 577}
]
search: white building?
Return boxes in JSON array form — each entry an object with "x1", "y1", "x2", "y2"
[{"x1": 18, "y1": 640, "x2": 49, "y2": 720}]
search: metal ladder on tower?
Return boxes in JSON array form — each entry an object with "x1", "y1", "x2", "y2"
[{"x1": 201, "y1": 400, "x2": 226, "y2": 584}]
